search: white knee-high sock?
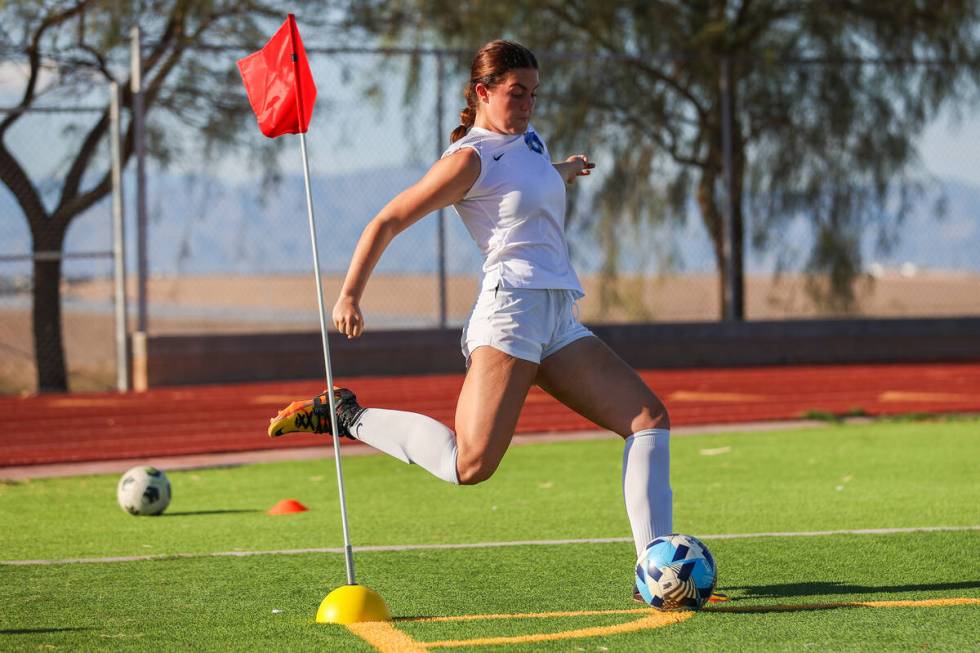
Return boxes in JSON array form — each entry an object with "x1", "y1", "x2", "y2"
[
  {"x1": 350, "y1": 409, "x2": 459, "y2": 484},
  {"x1": 622, "y1": 428, "x2": 673, "y2": 557}
]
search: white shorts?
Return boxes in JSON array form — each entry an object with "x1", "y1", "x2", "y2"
[{"x1": 460, "y1": 286, "x2": 594, "y2": 366}]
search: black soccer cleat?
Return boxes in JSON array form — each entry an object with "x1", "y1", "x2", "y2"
[{"x1": 633, "y1": 584, "x2": 729, "y2": 605}]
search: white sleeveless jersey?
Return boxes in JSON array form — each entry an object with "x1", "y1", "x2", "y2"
[{"x1": 441, "y1": 125, "x2": 584, "y2": 297}]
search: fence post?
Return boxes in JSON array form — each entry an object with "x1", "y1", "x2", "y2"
[
  {"x1": 131, "y1": 24, "x2": 149, "y2": 333},
  {"x1": 110, "y1": 82, "x2": 131, "y2": 391},
  {"x1": 435, "y1": 53, "x2": 448, "y2": 328}
]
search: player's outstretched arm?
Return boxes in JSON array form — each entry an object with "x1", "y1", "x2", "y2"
[
  {"x1": 553, "y1": 154, "x2": 596, "y2": 184},
  {"x1": 332, "y1": 148, "x2": 481, "y2": 339}
]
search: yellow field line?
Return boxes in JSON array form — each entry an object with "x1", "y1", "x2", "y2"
[
  {"x1": 346, "y1": 621, "x2": 430, "y2": 653},
  {"x1": 422, "y1": 611, "x2": 694, "y2": 648},
  {"x1": 705, "y1": 597, "x2": 980, "y2": 613},
  {"x1": 399, "y1": 608, "x2": 651, "y2": 623},
  {"x1": 348, "y1": 598, "x2": 980, "y2": 652}
]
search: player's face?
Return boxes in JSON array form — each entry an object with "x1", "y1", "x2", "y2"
[{"x1": 479, "y1": 68, "x2": 538, "y2": 134}]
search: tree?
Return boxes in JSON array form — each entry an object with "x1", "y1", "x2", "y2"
[
  {"x1": 0, "y1": 1, "x2": 333, "y2": 392},
  {"x1": 343, "y1": 0, "x2": 980, "y2": 318}
]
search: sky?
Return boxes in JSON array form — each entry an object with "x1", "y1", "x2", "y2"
[
  {"x1": 917, "y1": 109, "x2": 980, "y2": 187},
  {"x1": 1, "y1": 58, "x2": 980, "y2": 189}
]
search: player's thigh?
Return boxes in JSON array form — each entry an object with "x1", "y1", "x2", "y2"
[
  {"x1": 535, "y1": 336, "x2": 668, "y2": 437},
  {"x1": 454, "y1": 345, "x2": 539, "y2": 482}
]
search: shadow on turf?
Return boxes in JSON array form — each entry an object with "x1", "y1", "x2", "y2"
[
  {"x1": 1, "y1": 628, "x2": 94, "y2": 635},
  {"x1": 726, "y1": 580, "x2": 980, "y2": 599},
  {"x1": 161, "y1": 509, "x2": 261, "y2": 517}
]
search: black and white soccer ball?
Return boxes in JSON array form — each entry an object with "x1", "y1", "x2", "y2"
[
  {"x1": 117, "y1": 466, "x2": 171, "y2": 516},
  {"x1": 635, "y1": 534, "x2": 717, "y2": 611}
]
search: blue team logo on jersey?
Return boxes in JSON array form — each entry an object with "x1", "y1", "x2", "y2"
[{"x1": 524, "y1": 131, "x2": 544, "y2": 154}]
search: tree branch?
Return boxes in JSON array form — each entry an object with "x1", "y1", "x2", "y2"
[
  {"x1": 53, "y1": 109, "x2": 110, "y2": 224},
  {"x1": 541, "y1": 2, "x2": 710, "y2": 122},
  {"x1": 53, "y1": 3, "x2": 225, "y2": 226},
  {"x1": 0, "y1": 0, "x2": 93, "y2": 138},
  {"x1": 589, "y1": 96, "x2": 708, "y2": 168},
  {"x1": 74, "y1": 43, "x2": 115, "y2": 82},
  {"x1": 54, "y1": 4, "x2": 193, "y2": 222},
  {"x1": 53, "y1": 75, "x2": 142, "y2": 223},
  {"x1": 53, "y1": 164, "x2": 112, "y2": 225},
  {"x1": 141, "y1": 10, "x2": 183, "y2": 76},
  {"x1": 54, "y1": 0, "x2": 256, "y2": 227},
  {"x1": 0, "y1": 142, "x2": 48, "y2": 233}
]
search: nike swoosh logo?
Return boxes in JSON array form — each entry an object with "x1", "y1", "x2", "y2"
[{"x1": 493, "y1": 152, "x2": 505, "y2": 161}]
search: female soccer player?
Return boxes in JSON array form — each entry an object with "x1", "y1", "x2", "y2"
[{"x1": 269, "y1": 40, "x2": 672, "y2": 599}]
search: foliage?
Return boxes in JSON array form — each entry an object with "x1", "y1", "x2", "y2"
[{"x1": 341, "y1": 0, "x2": 980, "y2": 316}]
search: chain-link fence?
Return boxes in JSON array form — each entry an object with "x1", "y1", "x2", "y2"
[
  {"x1": 2, "y1": 46, "x2": 980, "y2": 394},
  {"x1": 0, "y1": 103, "x2": 120, "y2": 394}
]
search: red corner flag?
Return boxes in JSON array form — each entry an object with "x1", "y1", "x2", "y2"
[{"x1": 237, "y1": 14, "x2": 316, "y2": 138}]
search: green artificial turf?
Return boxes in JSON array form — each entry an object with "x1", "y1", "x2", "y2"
[
  {"x1": 1, "y1": 418, "x2": 979, "y2": 651},
  {"x1": 2, "y1": 534, "x2": 978, "y2": 652}
]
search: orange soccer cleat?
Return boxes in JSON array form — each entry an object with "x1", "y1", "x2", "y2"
[{"x1": 267, "y1": 387, "x2": 365, "y2": 439}]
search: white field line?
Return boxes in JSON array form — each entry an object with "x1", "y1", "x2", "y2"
[{"x1": 3, "y1": 525, "x2": 978, "y2": 567}]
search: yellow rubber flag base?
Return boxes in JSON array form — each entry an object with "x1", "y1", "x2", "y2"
[{"x1": 316, "y1": 584, "x2": 391, "y2": 624}]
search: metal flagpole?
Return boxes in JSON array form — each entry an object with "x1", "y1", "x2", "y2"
[
  {"x1": 298, "y1": 132, "x2": 357, "y2": 586},
  {"x1": 288, "y1": 13, "x2": 356, "y2": 586},
  {"x1": 234, "y1": 13, "x2": 386, "y2": 623}
]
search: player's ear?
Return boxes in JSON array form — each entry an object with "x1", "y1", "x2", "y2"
[{"x1": 475, "y1": 82, "x2": 491, "y2": 104}]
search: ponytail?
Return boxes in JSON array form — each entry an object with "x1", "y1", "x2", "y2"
[{"x1": 450, "y1": 87, "x2": 478, "y2": 143}]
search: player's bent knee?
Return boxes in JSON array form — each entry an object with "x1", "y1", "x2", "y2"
[
  {"x1": 633, "y1": 400, "x2": 670, "y2": 432},
  {"x1": 456, "y1": 455, "x2": 500, "y2": 485}
]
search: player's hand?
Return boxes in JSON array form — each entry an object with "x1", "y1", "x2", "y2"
[
  {"x1": 333, "y1": 295, "x2": 364, "y2": 339},
  {"x1": 563, "y1": 154, "x2": 595, "y2": 183}
]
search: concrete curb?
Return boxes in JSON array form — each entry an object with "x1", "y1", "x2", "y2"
[{"x1": 0, "y1": 419, "x2": 830, "y2": 481}]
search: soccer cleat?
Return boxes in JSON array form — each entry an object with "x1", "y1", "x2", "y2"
[
  {"x1": 268, "y1": 387, "x2": 366, "y2": 439},
  {"x1": 632, "y1": 585, "x2": 729, "y2": 605},
  {"x1": 633, "y1": 585, "x2": 644, "y2": 603}
]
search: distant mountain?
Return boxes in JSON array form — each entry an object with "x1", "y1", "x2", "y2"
[
  {"x1": 1, "y1": 167, "x2": 978, "y2": 278},
  {"x1": 865, "y1": 179, "x2": 979, "y2": 273},
  {"x1": 0, "y1": 165, "x2": 485, "y2": 278}
]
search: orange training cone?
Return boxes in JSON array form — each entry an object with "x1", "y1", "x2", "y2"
[{"x1": 267, "y1": 499, "x2": 309, "y2": 515}]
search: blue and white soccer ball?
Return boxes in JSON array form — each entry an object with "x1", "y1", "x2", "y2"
[
  {"x1": 117, "y1": 466, "x2": 171, "y2": 516},
  {"x1": 635, "y1": 534, "x2": 717, "y2": 611}
]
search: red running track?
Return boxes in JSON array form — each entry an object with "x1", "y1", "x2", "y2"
[{"x1": 1, "y1": 362, "x2": 978, "y2": 467}]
